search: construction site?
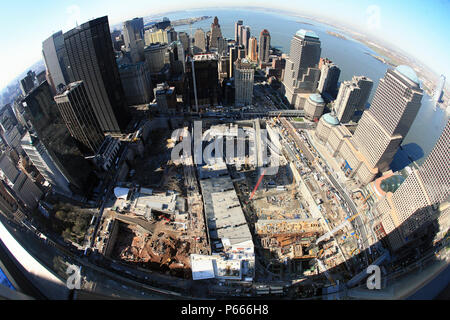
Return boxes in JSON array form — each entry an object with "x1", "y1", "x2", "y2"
[{"x1": 90, "y1": 116, "x2": 363, "y2": 288}]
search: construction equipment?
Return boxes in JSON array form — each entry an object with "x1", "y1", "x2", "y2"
[{"x1": 362, "y1": 192, "x2": 372, "y2": 204}]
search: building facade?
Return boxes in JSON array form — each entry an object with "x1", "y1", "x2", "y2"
[
  {"x1": 54, "y1": 81, "x2": 105, "y2": 155},
  {"x1": 42, "y1": 31, "x2": 70, "y2": 92},
  {"x1": 234, "y1": 59, "x2": 254, "y2": 107},
  {"x1": 63, "y1": 16, "x2": 130, "y2": 133},
  {"x1": 258, "y1": 29, "x2": 270, "y2": 65}
]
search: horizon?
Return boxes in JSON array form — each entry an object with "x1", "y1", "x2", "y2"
[{"x1": 1, "y1": 1, "x2": 449, "y2": 92}]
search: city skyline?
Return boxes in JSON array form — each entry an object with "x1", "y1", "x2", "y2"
[{"x1": 1, "y1": 1, "x2": 450, "y2": 91}]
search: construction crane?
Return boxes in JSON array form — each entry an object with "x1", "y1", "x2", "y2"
[
  {"x1": 247, "y1": 168, "x2": 267, "y2": 203},
  {"x1": 363, "y1": 192, "x2": 372, "y2": 204}
]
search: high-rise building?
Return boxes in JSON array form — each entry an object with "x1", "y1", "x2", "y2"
[
  {"x1": 186, "y1": 54, "x2": 219, "y2": 108},
  {"x1": 217, "y1": 37, "x2": 228, "y2": 56},
  {"x1": 123, "y1": 19, "x2": 145, "y2": 63},
  {"x1": 144, "y1": 43, "x2": 168, "y2": 74},
  {"x1": 229, "y1": 46, "x2": 239, "y2": 78},
  {"x1": 154, "y1": 83, "x2": 177, "y2": 112},
  {"x1": 209, "y1": 17, "x2": 223, "y2": 49},
  {"x1": 433, "y1": 74, "x2": 445, "y2": 105},
  {"x1": 0, "y1": 151, "x2": 43, "y2": 209},
  {"x1": 194, "y1": 28, "x2": 207, "y2": 53},
  {"x1": 42, "y1": 31, "x2": 70, "y2": 92},
  {"x1": 375, "y1": 119, "x2": 450, "y2": 251},
  {"x1": 0, "y1": 104, "x2": 22, "y2": 153},
  {"x1": 64, "y1": 16, "x2": 130, "y2": 133},
  {"x1": 317, "y1": 60, "x2": 340, "y2": 98},
  {"x1": 54, "y1": 81, "x2": 105, "y2": 155},
  {"x1": 304, "y1": 93, "x2": 326, "y2": 121},
  {"x1": 178, "y1": 32, "x2": 190, "y2": 54},
  {"x1": 334, "y1": 80, "x2": 361, "y2": 123},
  {"x1": 21, "y1": 132, "x2": 72, "y2": 195},
  {"x1": 144, "y1": 28, "x2": 169, "y2": 45},
  {"x1": 282, "y1": 29, "x2": 321, "y2": 107},
  {"x1": 235, "y1": 20, "x2": 243, "y2": 44},
  {"x1": 166, "y1": 26, "x2": 178, "y2": 43},
  {"x1": 22, "y1": 81, "x2": 96, "y2": 195},
  {"x1": 234, "y1": 59, "x2": 254, "y2": 107},
  {"x1": 19, "y1": 71, "x2": 36, "y2": 96},
  {"x1": 241, "y1": 26, "x2": 251, "y2": 56},
  {"x1": 167, "y1": 41, "x2": 186, "y2": 76},
  {"x1": 353, "y1": 66, "x2": 423, "y2": 172},
  {"x1": 258, "y1": 29, "x2": 270, "y2": 65},
  {"x1": 118, "y1": 62, "x2": 153, "y2": 106},
  {"x1": 248, "y1": 37, "x2": 258, "y2": 62}
]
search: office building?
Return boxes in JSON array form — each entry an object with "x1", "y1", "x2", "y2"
[
  {"x1": 282, "y1": 29, "x2": 321, "y2": 108},
  {"x1": 123, "y1": 19, "x2": 145, "y2": 63},
  {"x1": 144, "y1": 28, "x2": 168, "y2": 46},
  {"x1": 167, "y1": 40, "x2": 186, "y2": 75},
  {"x1": 229, "y1": 46, "x2": 239, "y2": 78},
  {"x1": 178, "y1": 32, "x2": 190, "y2": 54},
  {"x1": 304, "y1": 93, "x2": 326, "y2": 121},
  {"x1": 42, "y1": 31, "x2": 70, "y2": 92},
  {"x1": 144, "y1": 43, "x2": 168, "y2": 74},
  {"x1": 22, "y1": 81, "x2": 96, "y2": 195},
  {"x1": 317, "y1": 60, "x2": 340, "y2": 98},
  {"x1": 248, "y1": 37, "x2": 258, "y2": 62},
  {"x1": 194, "y1": 28, "x2": 207, "y2": 53},
  {"x1": 217, "y1": 37, "x2": 228, "y2": 56},
  {"x1": 235, "y1": 20, "x2": 243, "y2": 44},
  {"x1": 315, "y1": 113, "x2": 340, "y2": 143},
  {"x1": 258, "y1": 29, "x2": 270, "y2": 65},
  {"x1": 234, "y1": 59, "x2": 254, "y2": 107},
  {"x1": 209, "y1": 17, "x2": 223, "y2": 49},
  {"x1": 375, "y1": 119, "x2": 449, "y2": 251},
  {"x1": 21, "y1": 132, "x2": 72, "y2": 195},
  {"x1": 19, "y1": 71, "x2": 36, "y2": 96},
  {"x1": 64, "y1": 16, "x2": 130, "y2": 133},
  {"x1": 54, "y1": 81, "x2": 105, "y2": 155},
  {"x1": 433, "y1": 74, "x2": 445, "y2": 105},
  {"x1": 0, "y1": 151, "x2": 42, "y2": 209},
  {"x1": 153, "y1": 83, "x2": 177, "y2": 112},
  {"x1": 118, "y1": 62, "x2": 153, "y2": 106},
  {"x1": 186, "y1": 54, "x2": 220, "y2": 108},
  {"x1": 334, "y1": 76, "x2": 373, "y2": 123},
  {"x1": 0, "y1": 105, "x2": 22, "y2": 153},
  {"x1": 353, "y1": 66, "x2": 423, "y2": 172},
  {"x1": 241, "y1": 26, "x2": 251, "y2": 56}
]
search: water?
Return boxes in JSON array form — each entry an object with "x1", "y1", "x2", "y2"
[
  {"x1": 162, "y1": 8, "x2": 447, "y2": 168},
  {"x1": 0, "y1": 266, "x2": 14, "y2": 290}
]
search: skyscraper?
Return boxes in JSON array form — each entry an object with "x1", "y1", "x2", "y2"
[
  {"x1": 118, "y1": 62, "x2": 153, "y2": 106},
  {"x1": 123, "y1": 19, "x2": 145, "y2": 63},
  {"x1": 241, "y1": 26, "x2": 251, "y2": 56},
  {"x1": 282, "y1": 29, "x2": 321, "y2": 107},
  {"x1": 42, "y1": 31, "x2": 70, "y2": 92},
  {"x1": 433, "y1": 74, "x2": 445, "y2": 105},
  {"x1": 258, "y1": 29, "x2": 270, "y2": 65},
  {"x1": 194, "y1": 28, "x2": 206, "y2": 53},
  {"x1": 334, "y1": 80, "x2": 362, "y2": 123},
  {"x1": 248, "y1": 37, "x2": 258, "y2": 62},
  {"x1": 234, "y1": 58, "x2": 254, "y2": 106},
  {"x1": 54, "y1": 81, "x2": 105, "y2": 155},
  {"x1": 186, "y1": 54, "x2": 219, "y2": 108},
  {"x1": 22, "y1": 81, "x2": 96, "y2": 195},
  {"x1": 178, "y1": 32, "x2": 190, "y2": 54},
  {"x1": 317, "y1": 60, "x2": 340, "y2": 98},
  {"x1": 229, "y1": 46, "x2": 239, "y2": 78},
  {"x1": 19, "y1": 71, "x2": 36, "y2": 96},
  {"x1": 353, "y1": 66, "x2": 423, "y2": 172},
  {"x1": 63, "y1": 16, "x2": 130, "y2": 133},
  {"x1": 235, "y1": 20, "x2": 243, "y2": 44},
  {"x1": 375, "y1": 119, "x2": 450, "y2": 251},
  {"x1": 209, "y1": 17, "x2": 223, "y2": 49}
]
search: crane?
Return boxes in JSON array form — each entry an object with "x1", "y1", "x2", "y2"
[{"x1": 247, "y1": 168, "x2": 267, "y2": 203}]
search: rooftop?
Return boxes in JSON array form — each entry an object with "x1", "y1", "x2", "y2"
[
  {"x1": 395, "y1": 65, "x2": 420, "y2": 85},
  {"x1": 309, "y1": 93, "x2": 325, "y2": 104},
  {"x1": 322, "y1": 113, "x2": 339, "y2": 125},
  {"x1": 296, "y1": 29, "x2": 319, "y2": 39}
]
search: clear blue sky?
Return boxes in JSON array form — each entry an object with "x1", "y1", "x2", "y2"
[{"x1": 1, "y1": 0, "x2": 449, "y2": 90}]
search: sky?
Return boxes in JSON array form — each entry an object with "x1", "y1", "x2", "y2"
[{"x1": 1, "y1": 0, "x2": 449, "y2": 91}]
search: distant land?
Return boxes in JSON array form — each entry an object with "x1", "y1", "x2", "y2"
[
  {"x1": 171, "y1": 16, "x2": 212, "y2": 26},
  {"x1": 326, "y1": 30, "x2": 347, "y2": 40},
  {"x1": 297, "y1": 21, "x2": 314, "y2": 26}
]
